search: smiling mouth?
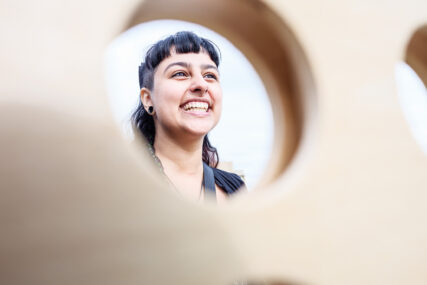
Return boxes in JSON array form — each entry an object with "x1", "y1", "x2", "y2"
[{"x1": 182, "y1": 101, "x2": 210, "y2": 112}]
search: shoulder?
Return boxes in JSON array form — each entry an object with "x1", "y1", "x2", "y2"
[{"x1": 212, "y1": 167, "x2": 246, "y2": 195}]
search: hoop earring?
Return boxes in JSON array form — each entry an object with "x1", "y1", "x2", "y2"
[{"x1": 147, "y1": 106, "x2": 155, "y2": 115}]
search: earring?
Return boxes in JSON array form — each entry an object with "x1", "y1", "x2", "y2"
[{"x1": 147, "y1": 106, "x2": 155, "y2": 115}]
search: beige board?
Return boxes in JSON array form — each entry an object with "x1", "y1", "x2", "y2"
[{"x1": 1, "y1": 0, "x2": 427, "y2": 284}]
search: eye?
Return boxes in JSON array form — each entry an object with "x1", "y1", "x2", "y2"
[
  {"x1": 171, "y1": 71, "x2": 188, "y2": 78},
  {"x1": 204, "y1": 73, "x2": 218, "y2": 80}
]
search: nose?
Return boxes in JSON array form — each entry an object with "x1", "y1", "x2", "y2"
[{"x1": 189, "y1": 74, "x2": 208, "y2": 95}]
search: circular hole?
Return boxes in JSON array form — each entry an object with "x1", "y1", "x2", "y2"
[
  {"x1": 110, "y1": 0, "x2": 316, "y2": 201},
  {"x1": 395, "y1": 24, "x2": 427, "y2": 155},
  {"x1": 104, "y1": 20, "x2": 274, "y2": 189}
]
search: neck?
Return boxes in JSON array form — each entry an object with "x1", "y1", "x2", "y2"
[{"x1": 153, "y1": 128, "x2": 204, "y2": 175}]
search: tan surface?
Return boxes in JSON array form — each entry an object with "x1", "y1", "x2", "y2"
[{"x1": 1, "y1": 0, "x2": 427, "y2": 284}]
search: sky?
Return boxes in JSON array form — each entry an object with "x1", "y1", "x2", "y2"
[{"x1": 104, "y1": 19, "x2": 427, "y2": 190}]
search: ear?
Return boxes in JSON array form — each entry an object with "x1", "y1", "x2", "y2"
[{"x1": 140, "y1": 88, "x2": 153, "y2": 112}]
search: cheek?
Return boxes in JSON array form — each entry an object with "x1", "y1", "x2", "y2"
[
  {"x1": 214, "y1": 89, "x2": 223, "y2": 109},
  {"x1": 216, "y1": 88, "x2": 223, "y2": 100},
  {"x1": 211, "y1": 84, "x2": 222, "y2": 100},
  {"x1": 153, "y1": 84, "x2": 182, "y2": 108}
]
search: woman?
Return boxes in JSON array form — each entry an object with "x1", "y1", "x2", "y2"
[{"x1": 132, "y1": 31, "x2": 245, "y2": 204}]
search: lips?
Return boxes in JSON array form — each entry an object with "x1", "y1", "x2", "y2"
[{"x1": 181, "y1": 100, "x2": 210, "y2": 112}]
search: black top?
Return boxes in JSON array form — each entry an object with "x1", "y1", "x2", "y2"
[
  {"x1": 203, "y1": 162, "x2": 245, "y2": 197},
  {"x1": 211, "y1": 167, "x2": 245, "y2": 195}
]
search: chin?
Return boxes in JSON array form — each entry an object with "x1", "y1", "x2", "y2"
[
  {"x1": 182, "y1": 123, "x2": 216, "y2": 138},
  {"x1": 184, "y1": 117, "x2": 218, "y2": 136},
  {"x1": 184, "y1": 128, "x2": 211, "y2": 138}
]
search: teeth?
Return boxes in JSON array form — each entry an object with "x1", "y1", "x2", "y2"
[{"x1": 183, "y1": 101, "x2": 209, "y2": 112}]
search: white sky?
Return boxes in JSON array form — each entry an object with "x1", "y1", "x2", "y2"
[{"x1": 104, "y1": 20, "x2": 274, "y2": 189}]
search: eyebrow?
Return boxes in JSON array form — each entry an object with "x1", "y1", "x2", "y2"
[
  {"x1": 163, "y1": 62, "x2": 189, "y2": 74},
  {"x1": 201, "y1": 64, "x2": 218, "y2": 71},
  {"x1": 163, "y1": 62, "x2": 219, "y2": 74}
]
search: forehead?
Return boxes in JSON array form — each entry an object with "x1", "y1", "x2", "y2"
[{"x1": 157, "y1": 50, "x2": 216, "y2": 70}]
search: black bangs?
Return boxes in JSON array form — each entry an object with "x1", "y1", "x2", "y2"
[
  {"x1": 143, "y1": 31, "x2": 220, "y2": 71},
  {"x1": 174, "y1": 31, "x2": 202, "y2": 54},
  {"x1": 174, "y1": 31, "x2": 220, "y2": 67}
]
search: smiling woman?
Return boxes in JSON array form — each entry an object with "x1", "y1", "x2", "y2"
[
  {"x1": 131, "y1": 31, "x2": 246, "y2": 204},
  {"x1": 105, "y1": 20, "x2": 274, "y2": 191}
]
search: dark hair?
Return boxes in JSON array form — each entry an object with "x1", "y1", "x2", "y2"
[{"x1": 131, "y1": 31, "x2": 220, "y2": 168}]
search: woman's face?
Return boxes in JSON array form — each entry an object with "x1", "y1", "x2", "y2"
[{"x1": 150, "y1": 49, "x2": 222, "y2": 139}]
